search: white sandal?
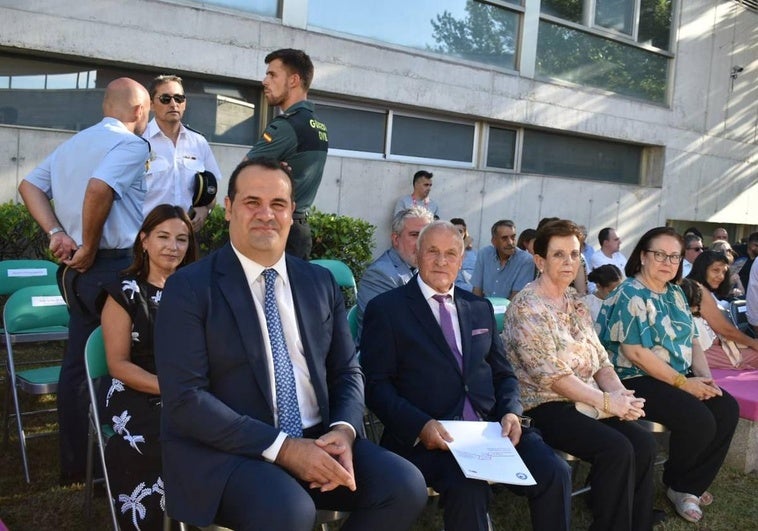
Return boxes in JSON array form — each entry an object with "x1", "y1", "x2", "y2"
[{"x1": 667, "y1": 487, "x2": 703, "y2": 523}]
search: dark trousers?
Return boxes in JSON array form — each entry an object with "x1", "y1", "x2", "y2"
[
  {"x1": 215, "y1": 438, "x2": 427, "y2": 531},
  {"x1": 286, "y1": 219, "x2": 312, "y2": 260},
  {"x1": 528, "y1": 401, "x2": 656, "y2": 531},
  {"x1": 624, "y1": 375, "x2": 739, "y2": 496},
  {"x1": 404, "y1": 428, "x2": 571, "y2": 531},
  {"x1": 56, "y1": 256, "x2": 130, "y2": 482}
]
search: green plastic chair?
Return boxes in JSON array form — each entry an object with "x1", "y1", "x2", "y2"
[
  {"x1": 0, "y1": 259, "x2": 60, "y2": 343},
  {"x1": 485, "y1": 296, "x2": 510, "y2": 333},
  {"x1": 2, "y1": 284, "x2": 68, "y2": 483},
  {"x1": 347, "y1": 305, "x2": 359, "y2": 344},
  {"x1": 310, "y1": 259, "x2": 357, "y2": 306},
  {"x1": 83, "y1": 326, "x2": 119, "y2": 530}
]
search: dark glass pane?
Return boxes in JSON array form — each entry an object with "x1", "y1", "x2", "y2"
[
  {"x1": 391, "y1": 115, "x2": 474, "y2": 163},
  {"x1": 316, "y1": 105, "x2": 386, "y2": 153},
  {"x1": 522, "y1": 129, "x2": 641, "y2": 184},
  {"x1": 540, "y1": 0, "x2": 582, "y2": 23},
  {"x1": 595, "y1": 0, "x2": 634, "y2": 35},
  {"x1": 638, "y1": 0, "x2": 672, "y2": 50},
  {"x1": 486, "y1": 127, "x2": 516, "y2": 169},
  {"x1": 536, "y1": 21, "x2": 668, "y2": 103}
]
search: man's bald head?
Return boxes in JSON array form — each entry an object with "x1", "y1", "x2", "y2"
[{"x1": 102, "y1": 77, "x2": 151, "y2": 135}]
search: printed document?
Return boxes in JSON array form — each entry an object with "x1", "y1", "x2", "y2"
[{"x1": 439, "y1": 420, "x2": 535, "y2": 485}]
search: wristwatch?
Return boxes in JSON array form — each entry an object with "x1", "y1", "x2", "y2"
[{"x1": 48, "y1": 226, "x2": 65, "y2": 238}]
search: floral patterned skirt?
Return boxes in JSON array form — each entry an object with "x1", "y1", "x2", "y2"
[{"x1": 105, "y1": 378, "x2": 164, "y2": 531}]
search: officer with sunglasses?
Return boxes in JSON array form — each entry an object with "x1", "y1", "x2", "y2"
[{"x1": 143, "y1": 75, "x2": 222, "y2": 231}]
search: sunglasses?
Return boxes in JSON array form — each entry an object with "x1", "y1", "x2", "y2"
[
  {"x1": 688, "y1": 247, "x2": 704, "y2": 252},
  {"x1": 157, "y1": 94, "x2": 186, "y2": 104}
]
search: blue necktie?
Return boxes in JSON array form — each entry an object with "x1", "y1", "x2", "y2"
[
  {"x1": 262, "y1": 269, "x2": 303, "y2": 437},
  {"x1": 432, "y1": 294, "x2": 478, "y2": 421}
]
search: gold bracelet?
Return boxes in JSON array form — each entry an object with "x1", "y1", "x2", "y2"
[
  {"x1": 672, "y1": 373, "x2": 687, "y2": 388},
  {"x1": 602, "y1": 392, "x2": 610, "y2": 413}
]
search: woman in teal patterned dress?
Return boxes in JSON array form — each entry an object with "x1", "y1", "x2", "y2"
[
  {"x1": 100, "y1": 205, "x2": 197, "y2": 531},
  {"x1": 596, "y1": 226, "x2": 739, "y2": 524}
]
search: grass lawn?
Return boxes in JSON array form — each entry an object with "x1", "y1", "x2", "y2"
[{"x1": 3, "y1": 343, "x2": 757, "y2": 530}]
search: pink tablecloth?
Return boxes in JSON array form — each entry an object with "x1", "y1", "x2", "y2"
[{"x1": 712, "y1": 368, "x2": 758, "y2": 421}]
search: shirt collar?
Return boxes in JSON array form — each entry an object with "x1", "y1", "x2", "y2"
[
  {"x1": 230, "y1": 244, "x2": 289, "y2": 288},
  {"x1": 416, "y1": 274, "x2": 455, "y2": 302},
  {"x1": 143, "y1": 118, "x2": 187, "y2": 140}
]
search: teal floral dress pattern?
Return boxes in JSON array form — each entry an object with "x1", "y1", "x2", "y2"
[
  {"x1": 596, "y1": 277, "x2": 695, "y2": 380},
  {"x1": 502, "y1": 283, "x2": 613, "y2": 411}
]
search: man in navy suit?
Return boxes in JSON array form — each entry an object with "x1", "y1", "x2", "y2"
[
  {"x1": 361, "y1": 221, "x2": 572, "y2": 531},
  {"x1": 155, "y1": 158, "x2": 427, "y2": 530}
]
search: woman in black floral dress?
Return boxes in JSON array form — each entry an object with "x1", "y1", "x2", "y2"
[{"x1": 100, "y1": 204, "x2": 197, "y2": 531}]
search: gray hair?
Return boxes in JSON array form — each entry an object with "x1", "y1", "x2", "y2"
[
  {"x1": 391, "y1": 206, "x2": 435, "y2": 235},
  {"x1": 417, "y1": 220, "x2": 465, "y2": 253}
]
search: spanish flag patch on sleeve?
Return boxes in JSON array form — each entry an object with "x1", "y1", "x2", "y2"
[{"x1": 262, "y1": 132, "x2": 273, "y2": 143}]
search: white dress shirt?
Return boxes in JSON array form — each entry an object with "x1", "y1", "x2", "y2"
[{"x1": 231, "y1": 246, "x2": 354, "y2": 460}]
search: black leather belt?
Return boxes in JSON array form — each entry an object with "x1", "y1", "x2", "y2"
[
  {"x1": 292, "y1": 212, "x2": 309, "y2": 224},
  {"x1": 96, "y1": 248, "x2": 132, "y2": 259}
]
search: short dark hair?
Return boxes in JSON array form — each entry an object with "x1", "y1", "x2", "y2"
[
  {"x1": 533, "y1": 219, "x2": 582, "y2": 259},
  {"x1": 748, "y1": 232, "x2": 758, "y2": 244},
  {"x1": 227, "y1": 158, "x2": 293, "y2": 202},
  {"x1": 124, "y1": 204, "x2": 197, "y2": 279},
  {"x1": 588, "y1": 264, "x2": 623, "y2": 288},
  {"x1": 490, "y1": 219, "x2": 516, "y2": 237},
  {"x1": 265, "y1": 49, "x2": 314, "y2": 89},
  {"x1": 517, "y1": 228, "x2": 537, "y2": 251},
  {"x1": 684, "y1": 233, "x2": 702, "y2": 249},
  {"x1": 537, "y1": 217, "x2": 560, "y2": 230},
  {"x1": 625, "y1": 226, "x2": 684, "y2": 281},
  {"x1": 598, "y1": 227, "x2": 613, "y2": 246},
  {"x1": 413, "y1": 170, "x2": 433, "y2": 185},
  {"x1": 687, "y1": 250, "x2": 731, "y2": 299},
  {"x1": 450, "y1": 217, "x2": 466, "y2": 228},
  {"x1": 148, "y1": 75, "x2": 183, "y2": 99},
  {"x1": 683, "y1": 226, "x2": 703, "y2": 239}
]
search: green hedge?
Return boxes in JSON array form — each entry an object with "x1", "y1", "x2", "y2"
[{"x1": 0, "y1": 201, "x2": 50, "y2": 260}]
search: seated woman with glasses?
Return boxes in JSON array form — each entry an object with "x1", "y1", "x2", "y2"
[
  {"x1": 99, "y1": 205, "x2": 198, "y2": 531},
  {"x1": 503, "y1": 219, "x2": 655, "y2": 531},
  {"x1": 685, "y1": 251, "x2": 758, "y2": 369},
  {"x1": 596, "y1": 227, "x2": 739, "y2": 524}
]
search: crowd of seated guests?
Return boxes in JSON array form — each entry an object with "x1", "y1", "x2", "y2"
[{"x1": 89, "y1": 201, "x2": 749, "y2": 530}]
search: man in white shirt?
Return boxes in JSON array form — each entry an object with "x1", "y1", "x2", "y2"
[
  {"x1": 590, "y1": 227, "x2": 628, "y2": 274},
  {"x1": 682, "y1": 234, "x2": 704, "y2": 278},
  {"x1": 143, "y1": 75, "x2": 222, "y2": 231}
]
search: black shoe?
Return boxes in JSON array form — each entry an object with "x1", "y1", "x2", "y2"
[{"x1": 653, "y1": 508, "x2": 667, "y2": 525}]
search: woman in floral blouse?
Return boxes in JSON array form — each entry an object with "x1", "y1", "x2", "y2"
[
  {"x1": 503, "y1": 220, "x2": 655, "y2": 531},
  {"x1": 596, "y1": 226, "x2": 739, "y2": 524},
  {"x1": 99, "y1": 205, "x2": 197, "y2": 531}
]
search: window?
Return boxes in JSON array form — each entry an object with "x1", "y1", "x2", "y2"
[
  {"x1": 315, "y1": 104, "x2": 386, "y2": 155},
  {"x1": 308, "y1": 0, "x2": 521, "y2": 71},
  {"x1": 521, "y1": 129, "x2": 642, "y2": 184},
  {"x1": 536, "y1": 21, "x2": 668, "y2": 103},
  {"x1": 390, "y1": 114, "x2": 476, "y2": 164},
  {"x1": 177, "y1": 0, "x2": 277, "y2": 17},
  {"x1": 0, "y1": 53, "x2": 260, "y2": 145},
  {"x1": 485, "y1": 126, "x2": 517, "y2": 169}
]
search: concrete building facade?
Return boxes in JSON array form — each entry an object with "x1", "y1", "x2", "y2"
[{"x1": 0, "y1": 0, "x2": 755, "y2": 255}]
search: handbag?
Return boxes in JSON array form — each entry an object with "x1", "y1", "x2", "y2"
[
  {"x1": 575, "y1": 401, "x2": 613, "y2": 420},
  {"x1": 718, "y1": 335, "x2": 743, "y2": 368}
]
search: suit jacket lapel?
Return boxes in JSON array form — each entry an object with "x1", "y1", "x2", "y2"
[
  {"x1": 456, "y1": 295, "x2": 473, "y2": 376},
  {"x1": 215, "y1": 244, "x2": 274, "y2": 414},
  {"x1": 405, "y1": 280, "x2": 462, "y2": 374}
]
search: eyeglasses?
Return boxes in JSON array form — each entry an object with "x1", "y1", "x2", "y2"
[
  {"x1": 644, "y1": 250, "x2": 683, "y2": 264},
  {"x1": 157, "y1": 94, "x2": 186, "y2": 104},
  {"x1": 688, "y1": 247, "x2": 704, "y2": 252}
]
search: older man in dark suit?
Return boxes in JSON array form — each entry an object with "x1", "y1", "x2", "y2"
[
  {"x1": 361, "y1": 221, "x2": 571, "y2": 531},
  {"x1": 154, "y1": 158, "x2": 427, "y2": 530}
]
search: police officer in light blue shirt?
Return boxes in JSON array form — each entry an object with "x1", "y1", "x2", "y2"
[{"x1": 19, "y1": 77, "x2": 151, "y2": 485}]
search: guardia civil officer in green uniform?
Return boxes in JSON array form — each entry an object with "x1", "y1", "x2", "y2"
[{"x1": 244, "y1": 48, "x2": 328, "y2": 259}]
